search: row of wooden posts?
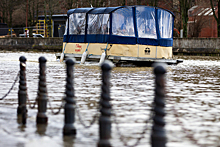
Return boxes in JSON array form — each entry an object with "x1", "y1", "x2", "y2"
[{"x1": 17, "y1": 56, "x2": 167, "y2": 147}]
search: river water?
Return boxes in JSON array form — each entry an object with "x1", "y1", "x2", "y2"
[{"x1": 0, "y1": 51, "x2": 219, "y2": 147}]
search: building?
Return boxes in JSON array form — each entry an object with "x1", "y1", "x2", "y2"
[
  {"x1": 0, "y1": 23, "x2": 8, "y2": 36},
  {"x1": 188, "y1": 5, "x2": 218, "y2": 37},
  {"x1": 35, "y1": 14, "x2": 67, "y2": 37}
]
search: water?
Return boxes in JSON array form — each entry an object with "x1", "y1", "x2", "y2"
[{"x1": 0, "y1": 51, "x2": 219, "y2": 147}]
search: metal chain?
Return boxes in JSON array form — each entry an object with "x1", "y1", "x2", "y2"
[
  {"x1": 0, "y1": 70, "x2": 63, "y2": 116},
  {"x1": 112, "y1": 106, "x2": 153, "y2": 147},
  {"x1": 0, "y1": 72, "x2": 20, "y2": 100},
  {"x1": 47, "y1": 97, "x2": 64, "y2": 115},
  {"x1": 26, "y1": 94, "x2": 37, "y2": 109},
  {"x1": 171, "y1": 105, "x2": 203, "y2": 146},
  {"x1": 75, "y1": 102, "x2": 100, "y2": 128}
]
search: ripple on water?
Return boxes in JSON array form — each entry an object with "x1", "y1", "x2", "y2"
[{"x1": 0, "y1": 52, "x2": 220, "y2": 147}]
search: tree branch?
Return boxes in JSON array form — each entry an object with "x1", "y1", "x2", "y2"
[{"x1": 210, "y1": 0, "x2": 219, "y2": 23}]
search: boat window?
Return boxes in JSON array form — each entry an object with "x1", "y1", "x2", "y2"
[
  {"x1": 158, "y1": 10, "x2": 173, "y2": 38},
  {"x1": 69, "y1": 13, "x2": 86, "y2": 35},
  {"x1": 136, "y1": 7, "x2": 157, "y2": 39},
  {"x1": 87, "y1": 14, "x2": 110, "y2": 34},
  {"x1": 112, "y1": 7, "x2": 135, "y2": 37}
]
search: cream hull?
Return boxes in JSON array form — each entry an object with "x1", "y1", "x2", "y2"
[{"x1": 56, "y1": 42, "x2": 181, "y2": 65}]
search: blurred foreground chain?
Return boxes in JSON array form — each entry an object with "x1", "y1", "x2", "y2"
[
  {"x1": 112, "y1": 107, "x2": 153, "y2": 147},
  {"x1": 0, "y1": 72, "x2": 19, "y2": 100},
  {"x1": 171, "y1": 105, "x2": 202, "y2": 146},
  {"x1": 75, "y1": 103, "x2": 100, "y2": 128},
  {"x1": 26, "y1": 95, "x2": 37, "y2": 109},
  {"x1": 48, "y1": 97, "x2": 64, "y2": 115}
]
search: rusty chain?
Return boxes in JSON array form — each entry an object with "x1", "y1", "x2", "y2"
[
  {"x1": 27, "y1": 93, "x2": 64, "y2": 115},
  {"x1": 75, "y1": 101, "x2": 100, "y2": 128},
  {"x1": 47, "y1": 97, "x2": 64, "y2": 115},
  {"x1": 0, "y1": 67, "x2": 64, "y2": 116},
  {"x1": 171, "y1": 104, "x2": 204, "y2": 147},
  {"x1": 0, "y1": 72, "x2": 20, "y2": 100},
  {"x1": 112, "y1": 104, "x2": 154, "y2": 147},
  {"x1": 26, "y1": 93, "x2": 37, "y2": 109}
]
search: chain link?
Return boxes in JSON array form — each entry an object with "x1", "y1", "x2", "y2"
[
  {"x1": 0, "y1": 69, "x2": 65, "y2": 117},
  {"x1": 171, "y1": 105, "x2": 203, "y2": 146},
  {"x1": 48, "y1": 97, "x2": 64, "y2": 115},
  {"x1": 26, "y1": 94, "x2": 37, "y2": 109},
  {"x1": 112, "y1": 106, "x2": 153, "y2": 147},
  {"x1": 75, "y1": 102, "x2": 100, "y2": 128},
  {"x1": 0, "y1": 72, "x2": 20, "y2": 100}
]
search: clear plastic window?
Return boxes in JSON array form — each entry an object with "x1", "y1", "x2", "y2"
[
  {"x1": 158, "y1": 10, "x2": 173, "y2": 38},
  {"x1": 69, "y1": 13, "x2": 86, "y2": 35},
  {"x1": 87, "y1": 14, "x2": 110, "y2": 34},
  {"x1": 64, "y1": 19, "x2": 68, "y2": 35},
  {"x1": 136, "y1": 7, "x2": 157, "y2": 39},
  {"x1": 112, "y1": 7, "x2": 135, "y2": 37}
]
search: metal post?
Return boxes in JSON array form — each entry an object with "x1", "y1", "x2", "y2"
[
  {"x1": 63, "y1": 59, "x2": 76, "y2": 136},
  {"x1": 151, "y1": 63, "x2": 167, "y2": 147},
  {"x1": 36, "y1": 57, "x2": 48, "y2": 124},
  {"x1": 98, "y1": 61, "x2": 112, "y2": 147},
  {"x1": 17, "y1": 56, "x2": 27, "y2": 115}
]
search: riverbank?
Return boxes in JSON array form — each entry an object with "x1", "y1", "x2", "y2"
[
  {"x1": 0, "y1": 37, "x2": 220, "y2": 56},
  {"x1": 0, "y1": 37, "x2": 62, "y2": 52},
  {"x1": 173, "y1": 38, "x2": 220, "y2": 56}
]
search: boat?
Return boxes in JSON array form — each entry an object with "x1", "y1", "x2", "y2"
[{"x1": 56, "y1": 5, "x2": 183, "y2": 66}]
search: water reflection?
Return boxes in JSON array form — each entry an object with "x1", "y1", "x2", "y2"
[
  {"x1": 36, "y1": 124, "x2": 48, "y2": 136},
  {"x1": 16, "y1": 143, "x2": 25, "y2": 147},
  {"x1": 63, "y1": 136, "x2": 75, "y2": 147},
  {"x1": 0, "y1": 52, "x2": 219, "y2": 147},
  {"x1": 17, "y1": 123, "x2": 26, "y2": 132}
]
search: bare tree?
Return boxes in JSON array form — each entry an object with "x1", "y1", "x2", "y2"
[
  {"x1": 188, "y1": 14, "x2": 211, "y2": 37},
  {"x1": 0, "y1": 0, "x2": 22, "y2": 27},
  {"x1": 210, "y1": 0, "x2": 220, "y2": 37},
  {"x1": 179, "y1": 0, "x2": 193, "y2": 38},
  {"x1": 27, "y1": 0, "x2": 40, "y2": 37},
  {"x1": 0, "y1": 0, "x2": 8, "y2": 23},
  {"x1": 149, "y1": 0, "x2": 158, "y2": 6},
  {"x1": 43, "y1": 0, "x2": 62, "y2": 37},
  {"x1": 65, "y1": 0, "x2": 75, "y2": 10}
]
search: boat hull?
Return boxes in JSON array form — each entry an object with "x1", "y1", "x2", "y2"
[{"x1": 56, "y1": 42, "x2": 182, "y2": 66}]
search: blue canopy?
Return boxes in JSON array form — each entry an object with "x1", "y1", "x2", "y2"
[
  {"x1": 67, "y1": 8, "x2": 94, "y2": 16},
  {"x1": 64, "y1": 5, "x2": 175, "y2": 47}
]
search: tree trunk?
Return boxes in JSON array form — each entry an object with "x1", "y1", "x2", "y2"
[
  {"x1": 28, "y1": 0, "x2": 33, "y2": 37},
  {"x1": 8, "y1": 2, "x2": 13, "y2": 27},
  {"x1": 180, "y1": 0, "x2": 191, "y2": 38},
  {"x1": 210, "y1": 0, "x2": 220, "y2": 37},
  {"x1": 218, "y1": 1, "x2": 220, "y2": 37},
  {"x1": 44, "y1": 1, "x2": 48, "y2": 37}
]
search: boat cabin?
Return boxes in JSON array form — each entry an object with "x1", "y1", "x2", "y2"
[{"x1": 59, "y1": 5, "x2": 182, "y2": 65}]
